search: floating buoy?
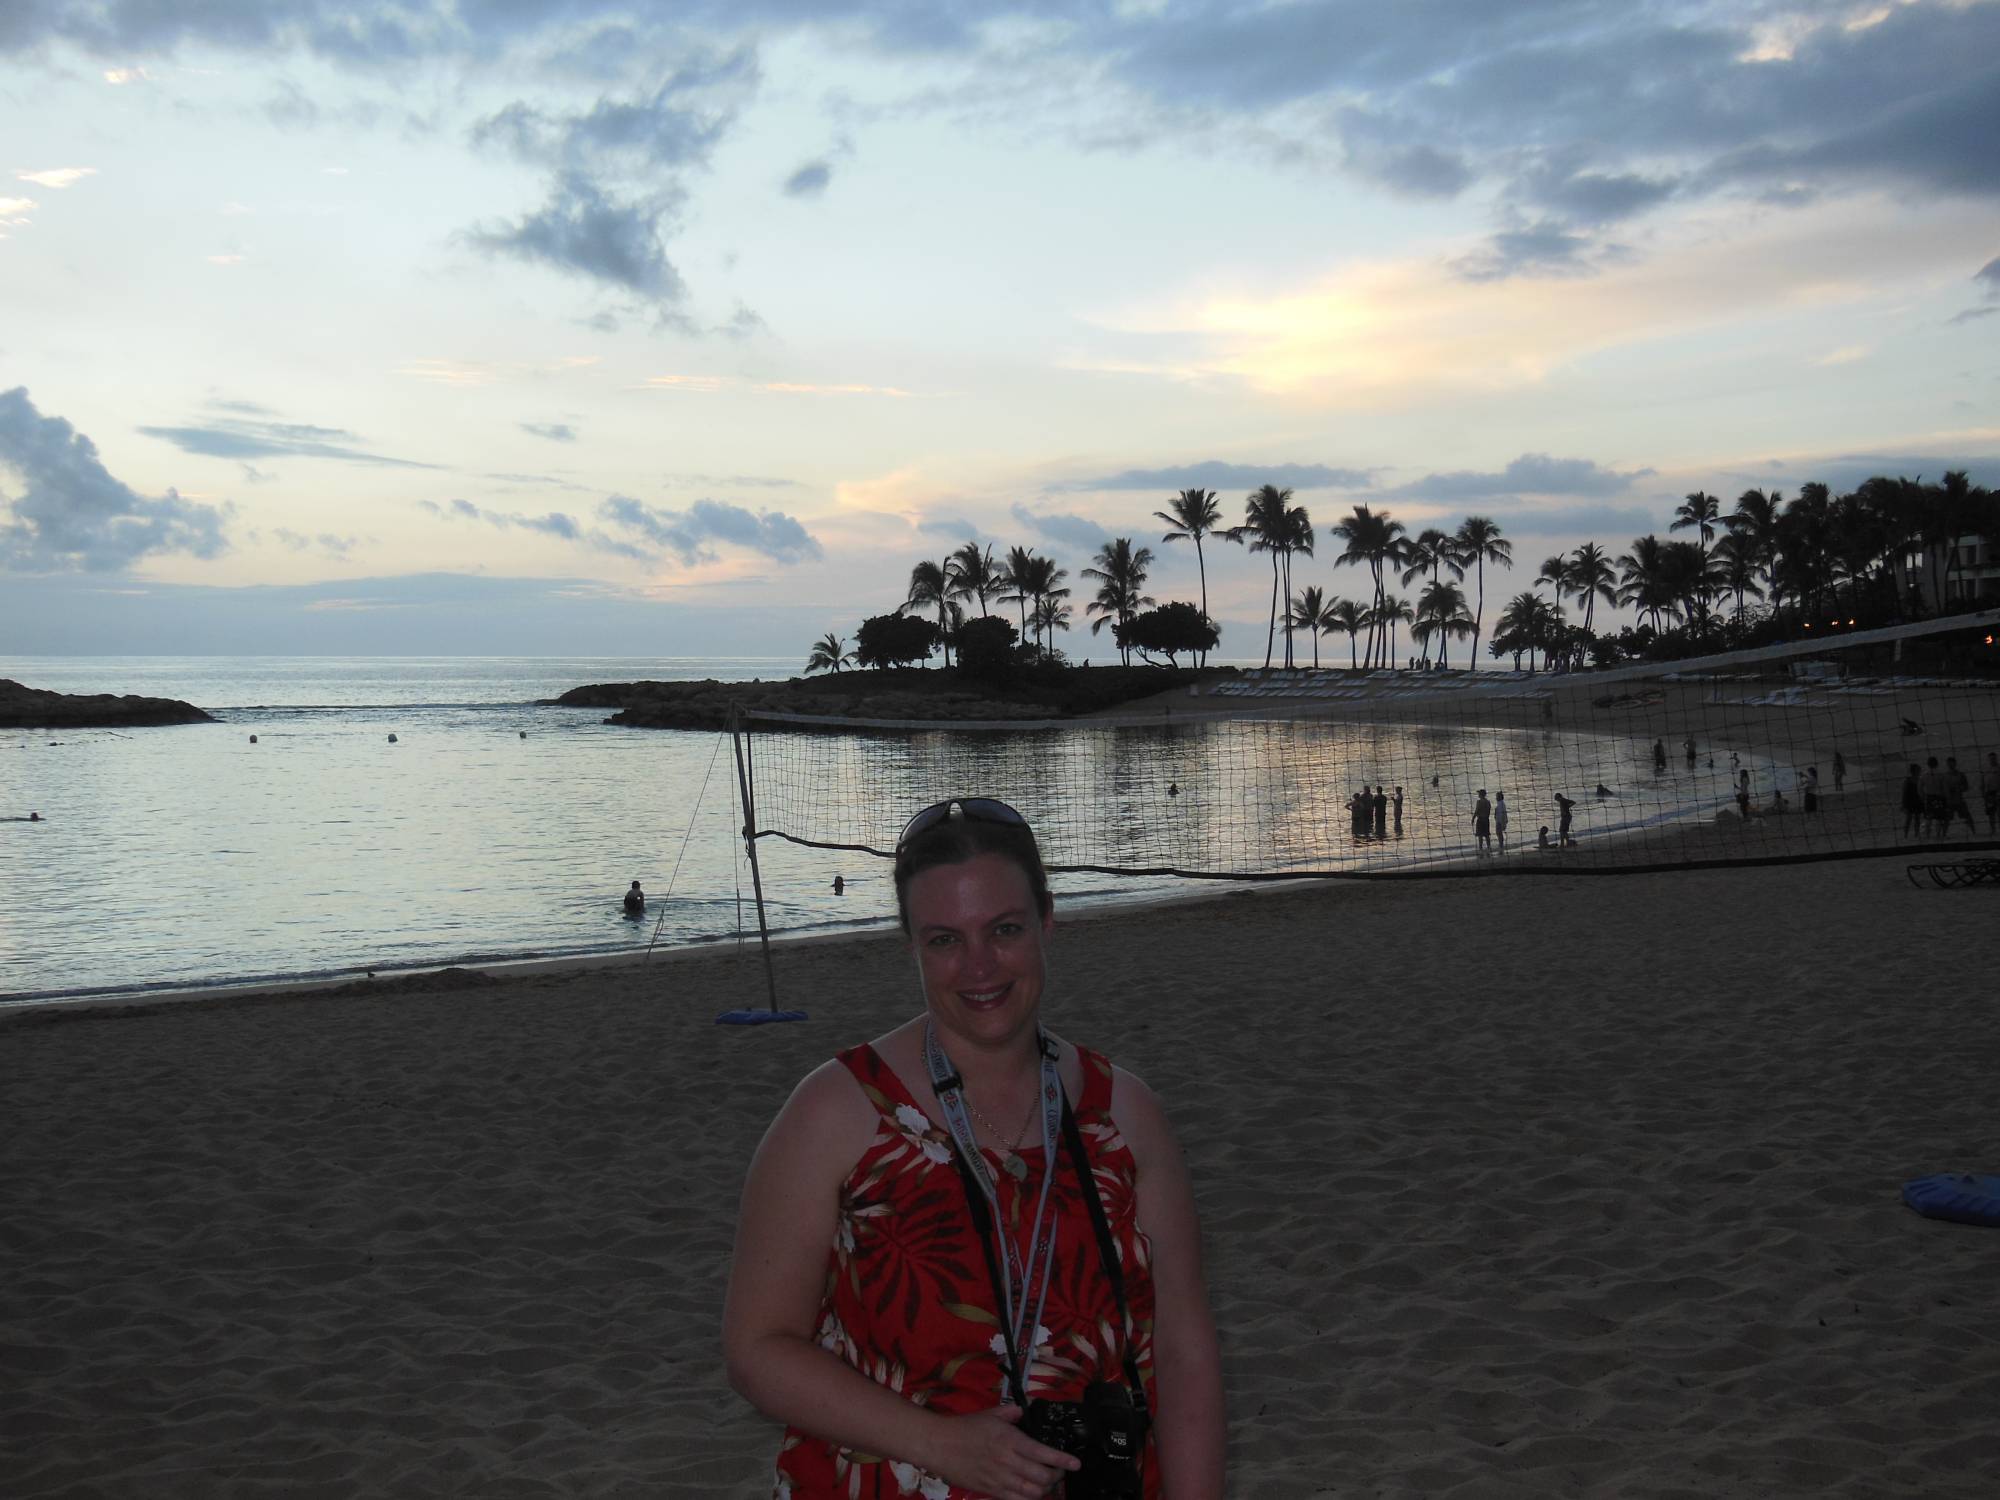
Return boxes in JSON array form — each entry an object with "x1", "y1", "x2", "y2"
[
  {"x1": 519, "y1": 731, "x2": 526, "y2": 739},
  {"x1": 387, "y1": 733, "x2": 399, "y2": 743},
  {"x1": 249, "y1": 734, "x2": 258, "y2": 743}
]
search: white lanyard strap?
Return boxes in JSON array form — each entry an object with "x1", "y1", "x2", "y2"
[{"x1": 924, "y1": 1022, "x2": 1064, "y2": 1370}]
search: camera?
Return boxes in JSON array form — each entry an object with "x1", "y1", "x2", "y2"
[{"x1": 1022, "y1": 1381, "x2": 1149, "y2": 1497}]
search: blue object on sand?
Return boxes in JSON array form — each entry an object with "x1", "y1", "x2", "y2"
[
  {"x1": 1901, "y1": 1172, "x2": 2000, "y2": 1227},
  {"x1": 716, "y1": 1008, "x2": 809, "y2": 1026}
]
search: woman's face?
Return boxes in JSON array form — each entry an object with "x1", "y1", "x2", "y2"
[{"x1": 904, "y1": 851, "x2": 1053, "y2": 1052}]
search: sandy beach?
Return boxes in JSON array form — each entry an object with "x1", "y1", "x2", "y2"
[{"x1": 5, "y1": 844, "x2": 1999, "y2": 1499}]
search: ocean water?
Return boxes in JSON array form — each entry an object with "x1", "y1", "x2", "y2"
[{"x1": 1, "y1": 657, "x2": 1733, "y2": 1004}]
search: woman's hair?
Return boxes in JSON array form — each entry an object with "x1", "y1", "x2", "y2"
[{"x1": 893, "y1": 812, "x2": 1053, "y2": 935}]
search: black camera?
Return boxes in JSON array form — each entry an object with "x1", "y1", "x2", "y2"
[{"x1": 1022, "y1": 1381, "x2": 1148, "y2": 1497}]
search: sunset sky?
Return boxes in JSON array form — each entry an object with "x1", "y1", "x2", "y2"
[{"x1": 3, "y1": 0, "x2": 1997, "y2": 659}]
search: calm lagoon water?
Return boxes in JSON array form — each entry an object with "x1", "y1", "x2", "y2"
[{"x1": 1, "y1": 657, "x2": 1728, "y2": 1004}]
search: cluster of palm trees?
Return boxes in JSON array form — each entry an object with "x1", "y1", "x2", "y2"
[
  {"x1": 806, "y1": 468, "x2": 1994, "y2": 677},
  {"x1": 1490, "y1": 471, "x2": 1999, "y2": 671}
]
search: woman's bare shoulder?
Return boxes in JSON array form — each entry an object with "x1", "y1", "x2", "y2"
[{"x1": 762, "y1": 1053, "x2": 883, "y2": 1176}]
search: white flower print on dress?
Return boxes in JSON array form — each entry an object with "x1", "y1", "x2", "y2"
[{"x1": 893, "y1": 1103, "x2": 954, "y2": 1164}]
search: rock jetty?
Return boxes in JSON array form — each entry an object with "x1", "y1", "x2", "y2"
[
  {"x1": 1, "y1": 679, "x2": 215, "y2": 729},
  {"x1": 549, "y1": 665, "x2": 1214, "y2": 730}
]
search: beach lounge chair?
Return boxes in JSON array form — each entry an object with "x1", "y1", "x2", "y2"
[{"x1": 1905, "y1": 859, "x2": 2000, "y2": 890}]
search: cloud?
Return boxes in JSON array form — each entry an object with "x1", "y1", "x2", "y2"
[
  {"x1": 15, "y1": 167, "x2": 95, "y2": 189},
  {"x1": 418, "y1": 495, "x2": 650, "y2": 558},
  {"x1": 139, "y1": 415, "x2": 436, "y2": 468},
  {"x1": 599, "y1": 494, "x2": 822, "y2": 565},
  {"x1": 783, "y1": 159, "x2": 832, "y2": 197},
  {"x1": 466, "y1": 172, "x2": 686, "y2": 305},
  {"x1": 1978, "y1": 256, "x2": 2000, "y2": 294},
  {"x1": 519, "y1": 421, "x2": 577, "y2": 442},
  {"x1": 1066, "y1": 459, "x2": 1375, "y2": 492},
  {"x1": 1009, "y1": 501, "x2": 1105, "y2": 551},
  {"x1": 1389, "y1": 453, "x2": 1648, "y2": 500},
  {"x1": 470, "y1": 60, "x2": 746, "y2": 174},
  {"x1": 916, "y1": 515, "x2": 983, "y2": 538},
  {"x1": 1483, "y1": 503, "x2": 1656, "y2": 539},
  {"x1": 270, "y1": 527, "x2": 361, "y2": 557},
  {"x1": 1450, "y1": 218, "x2": 1624, "y2": 283},
  {"x1": 0, "y1": 386, "x2": 230, "y2": 572}
]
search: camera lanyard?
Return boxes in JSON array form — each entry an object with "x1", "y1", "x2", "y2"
[{"x1": 924, "y1": 1022, "x2": 1063, "y2": 1404}]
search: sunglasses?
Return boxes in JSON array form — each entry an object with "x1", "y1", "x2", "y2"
[{"x1": 895, "y1": 797, "x2": 1030, "y2": 852}]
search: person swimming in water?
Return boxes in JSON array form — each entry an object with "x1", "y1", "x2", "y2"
[{"x1": 623, "y1": 880, "x2": 645, "y2": 915}]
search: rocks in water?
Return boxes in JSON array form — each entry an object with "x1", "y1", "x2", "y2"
[{"x1": 0, "y1": 679, "x2": 213, "y2": 729}]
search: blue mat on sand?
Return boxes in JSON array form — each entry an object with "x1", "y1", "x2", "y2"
[
  {"x1": 716, "y1": 1009, "x2": 809, "y2": 1026},
  {"x1": 1902, "y1": 1172, "x2": 2000, "y2": 1227}
]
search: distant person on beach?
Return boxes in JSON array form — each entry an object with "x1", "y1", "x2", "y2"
[
  {"x1": 1167, "y1": 780, "x2": 1179, "y2": 798},
  {"x1": 1595, "y1": 782, "x2": 1614, "y2": 798},
  {"x1": 1494, "y1": 791, "x2": 1509, "y2": 850},
  {"x1": 1372, "y1": 785, "x2": 1388, "y2": 839},
  {"x1": 1900, "y1": 717, "x2": 1924, "y2": 737},
  {"x1": 1833, "y1": 751, "x2": 1846, "y2": 792},
  {"x1": 623, "y1": 881, "x2": 645, "y2": 915},
  {"x1": 1684, "y1": 737, "x2": 1697, "y2": 768},
  {"x1": 1653, "y1": 740, "x2": 1667, "y2": 773},
  {"x1": 1392, "y1": 786, "x2": 1404, "y2": 837},
  {"x1": 1472, "y1": 789, "x2": 1492, "y2": 852},
  {"x1": 1802, "y1": 766, "x2": 1819, "y2": 814},
  {"x1": 1901, "y1": 764, "x2": 1923, "y2": 837},
  {"x1": 1737, "y1": 770, "x2": 1752, "y2": 821},
  {"x1": 1946, "y1": 757, "x2": 1975, "y2": 833},
  {"x1": 1555, "y1": 793, "x2": 1577, "y2": 845},
  {"x1": 832, "y1": 875, "x2": 845, "y2": 895},
  {"x1": 1730, "y1": 751, "x2": 1741, "y2": 771},
  {"x1": 1919, "y1": 757, "x2": 1948, "y2": 835},
  {"x1": 723, "y1": 796, "x2": 1225, "y2": 1495},
  {"x1": 1769, "y1": 787, "x2": 1788, "y2": 815},
  {"x1": 1537, "y1": 824, "x2": 1554, "y2": 849},
  {"x1": 1982, "y1": 752, "x2": 2000, "y2": 834}
]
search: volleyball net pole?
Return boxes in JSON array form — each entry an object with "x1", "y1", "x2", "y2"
[{"x1": 717, "y1": 704, "x2": 805, "y2": 1025}]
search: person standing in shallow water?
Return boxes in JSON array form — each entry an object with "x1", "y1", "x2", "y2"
[
  {"x1": 1653, "y1": 740, "x2": 1667, "y2": 774},
  {"x1": 1372, "y1": 785, "x2": 1388, "y2": 839},
  {"x1": 1392, "y1": 786, "x2": 1404, "y2": 838},
  {"x1": 1901, "y1": 764, "x2": 1922, "y2": 837},
  {"x1": 1493, "y1": 791, "x2": 1509, "y2": 850},
  {"x1": 1555, "y1": 792, "x2": 1577, "y2": 846},
  {"x1": 1472, "y1": 789, "x2": 1492, "y2": 853}
]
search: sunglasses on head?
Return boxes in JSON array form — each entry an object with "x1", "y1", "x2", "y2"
[{"x1": 895, "y1": 797, "x2": 1030, "y2": 852}]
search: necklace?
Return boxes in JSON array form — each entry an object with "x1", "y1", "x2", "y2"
[{"x1": 965, "y1": 1084, "x2": 1041, "y2": 1180}]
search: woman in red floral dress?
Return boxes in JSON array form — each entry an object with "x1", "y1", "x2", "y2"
[{"x1": 724, "y1": 799, "x2": 1225, "y2": 1499}]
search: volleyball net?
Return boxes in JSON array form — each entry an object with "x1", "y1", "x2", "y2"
[{"x1": 737, "y1": 609, "x2": 2000, "y2": 898}]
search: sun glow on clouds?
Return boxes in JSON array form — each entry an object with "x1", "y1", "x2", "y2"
[
  {"x1": 1083, "y1": 197, "x2": 1994, "y2": 407},
  {"x1": 16, "y1": 167, "x2": 96, "y2": 189}
]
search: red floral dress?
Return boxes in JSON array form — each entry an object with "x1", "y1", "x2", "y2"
[{"x1": 773, "y1": 1042, "x2": 1160, "y2": 1499}]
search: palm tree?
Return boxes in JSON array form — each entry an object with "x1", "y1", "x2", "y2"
[
  {"x1": 1019, "y1": 555, "x2": 1070, "y2": 662},
  {"x1": 948, "y1": 541, "x2": 997, "y2": 616},
  {"x1": 1566, "y1": 541, "x2": 1617, "y2": 633},
  {"x1": 1373, "y1": 594, "x2": 1414, "y2": 668},
  {"x1": 1276, "y1": 501, "x2": 1315, "y2": 667},
  {"x1": 804, "y1": 631, "x2": 852, "y2": 675},
  {"x1": 1417, "y1": 579, "x2": 1474, "y2": 668},
  {"x1": 1032, "y1": 593, "x2": 1073, "y2": 657},
  {"x1": 1154, "y1": 488, "x2": 1224, "y2": 665},
  {"x1": 999, "y1": 544, "x2": 1039, "y2": 643},
  {"x1": 1229, "y1": 484, "x2": 1293, "y2": 669},
  {"x1": 1616, "y1": 534, "x2": 1678, "y2": 634},
  {"x1": 1492, "y1": 592, "x2": 1548, "y2": 670},
  {"x1": 1285, "y1": 585, "x2": 1331, "y2": 668},
  {"x1": 1082, "y1": 537, "x2": 1156, "y2": 664},
  {"x1": 1325, "y1": 597, "x2": 1366, "y2": 669},
  {"x1": 1728, "y1": 488, "x2": 1785, "y2": 618},
  {"x1": 1536, "y1": 552, "x2": 1572, "y2": 605},
  {"x1": 1670, "y1": 491, "x2": 1722, "y2": 633},
  {"x1": 1330, "y1": 504, "x2": 1407, "y2": 667},
  {"x1": 1711, "y1": 531, "x2": 1765, "y2": 619},
  {"x1": 903, "y1": 557, "x2": 958, "y2": 666},
  {"x1": 1455, "y1": 515, "x2": 1512, "y2": 669}
]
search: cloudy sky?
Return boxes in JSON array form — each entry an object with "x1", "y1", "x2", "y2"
[{"x1": 2, "y1": 0, "x2": 1996, "y2": 659}]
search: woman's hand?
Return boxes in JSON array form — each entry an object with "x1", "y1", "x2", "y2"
[{"x1": 926, "y1": 1405, "x2": 1080, "y2": 1500}]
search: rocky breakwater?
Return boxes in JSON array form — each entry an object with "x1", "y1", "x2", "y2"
[
  {"x1": 549, "y1": 676, "x2": 1058, "y2": 730},
  {"x1": 1, "y1": 679, "x2": 215, "y2": 729},
  {"x1": 549, "y1": 665, "x2": 1218, "y2": 730}
]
